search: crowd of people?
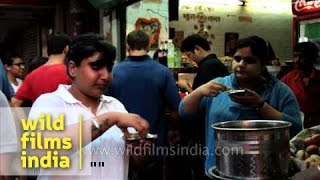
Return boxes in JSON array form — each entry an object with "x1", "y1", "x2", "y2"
[{"x1": 0, "y1": 29, "x2": 319, "y2": 180}]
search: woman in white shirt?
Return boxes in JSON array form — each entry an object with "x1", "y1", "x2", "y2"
[{"x1": 28, "y1": 34, "x2": 149, "y2": 180}]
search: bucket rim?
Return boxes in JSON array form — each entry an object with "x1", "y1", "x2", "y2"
[{"x1": 212, "y1": 120, "x2": 292, "y2": 131}]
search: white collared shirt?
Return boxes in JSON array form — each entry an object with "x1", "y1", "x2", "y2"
[{"x1": 28, "y1": 85, "x2": 129, "y2": 180}]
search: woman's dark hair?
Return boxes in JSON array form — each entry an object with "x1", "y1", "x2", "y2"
[
  {"x1": 266, "y1": 41, "x2": 277, "y2": 61},
  {"x1": 66, "y1": 33, "x2": 116, "y2": 77},
  {"x1": 233, "y1": 36, "x2": 269, "y2": 65},
  {"x1": 233, "y1": 36, "x2": 271, "y2": 78},
  {"x1": 181, "y1": 34, "x2": 211, "y2": 52}
]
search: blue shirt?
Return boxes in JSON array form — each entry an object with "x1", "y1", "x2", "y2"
[
  {"x1": 106, "y1": 55, "x2": 181, "y2": 146},
  {"x1": 179, "y1": 73, "x2": 302, "y2": 172},
  {"x1": 0, "y1": 59, "x2": 15, "y2": 100}
]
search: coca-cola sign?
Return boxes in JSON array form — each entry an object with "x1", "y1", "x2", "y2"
[{"x1": 292, "y1": 0, "x2": 320, "y2": 15}]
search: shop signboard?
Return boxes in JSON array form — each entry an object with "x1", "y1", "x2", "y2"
[{"x1": 292, "y1": 0, "x2": 320, "y2": 15}]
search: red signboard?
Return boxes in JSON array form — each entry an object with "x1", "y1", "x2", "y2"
[{"x1": 292, "y1": 0, "x2": 320, "y2": 15}]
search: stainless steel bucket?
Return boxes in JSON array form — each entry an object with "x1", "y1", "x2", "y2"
[{"x1": 212, "y1": 120, "x2": 291, "y2": 179}]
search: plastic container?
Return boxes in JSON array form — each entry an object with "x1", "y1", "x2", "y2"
[{"x1": 167, "y1": 39, "x2": 175, "y2": 68}]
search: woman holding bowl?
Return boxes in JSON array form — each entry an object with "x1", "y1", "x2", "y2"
[{"x1": 179, "y1": 35, "x2": 302, "y2": 174}]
